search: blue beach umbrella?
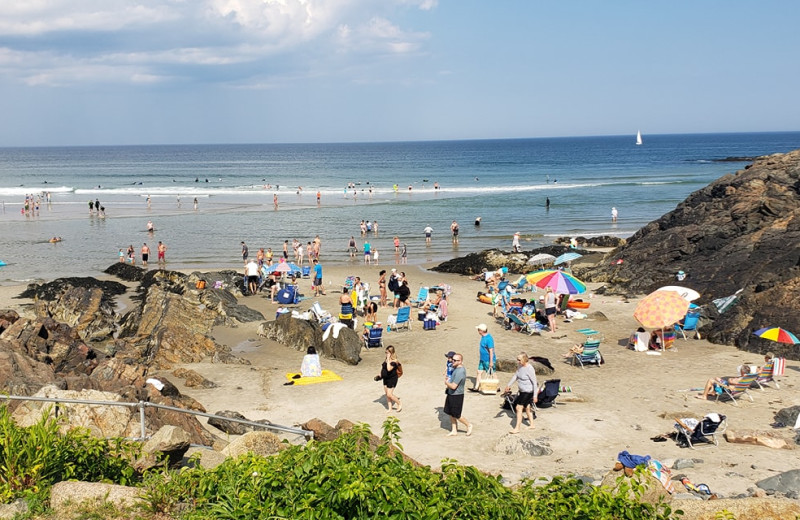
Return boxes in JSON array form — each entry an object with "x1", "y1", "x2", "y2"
[{"x1": 554, "y1": 252, "x2": 583, "y2": 265}]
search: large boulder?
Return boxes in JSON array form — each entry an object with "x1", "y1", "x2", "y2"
[
  {"x1": 757, "y1": 469, "x2": 800, "y2": 496},
  {"x1": 581, "y1": 150, "x2": 800, "y2": 359},
  {"x1": 135, "y1": 425, "x2": 192, "y2": 471},
  {"x1": 50, "y1": 482, "x2": 141, "y2": 513},
  {"x1": 12, "y1": 385, "x2": 140, "y2": 438},
  {"x1": 221, "y1": 431, "x2": 286, "y2": 459},
  {"x1": 104, "y1": 262, "x2": 147, "y2": 282},
  {"x1": 258, "y1": 314, "x2": 362, "y2": 365},
  {"x1": 432, "y1": 247, "x2": 585, "y2": 276},
  {"x1": 208, "y1": 410, "x2": 273, "y2": 435}
]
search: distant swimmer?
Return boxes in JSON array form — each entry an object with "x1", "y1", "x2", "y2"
[
  {"x1": 475, "y1": 177, "x2": 479, "y2": 181},
  {"x1": 147, "y1": 220, "x2": 154, "y2": 232},
  {"x1": 49, "y1": 237, "x2": 62, "y2": 243},
  {"x1": 545, "y1": 197, "x2": 550, "y2": 209},
  {"x1": 474, "y1": 216, "x2": 482, "y2": 226},
  {"x1": 434, "y1": 182, "x2": 440, "y2": 190},
  {"x1": 195, "y1": 178, "x2": 199, "y2": 182},
  {"x1": 611, "y1": 206, "x2": 618, "y2": 223}
]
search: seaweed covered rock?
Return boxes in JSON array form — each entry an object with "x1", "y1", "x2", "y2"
[
  {"x1": 104, "y1": 262, "x2": 147, "y2": 282},
  {"x1": 432, "y1": 246, "x2": 584, "y2": 276}
]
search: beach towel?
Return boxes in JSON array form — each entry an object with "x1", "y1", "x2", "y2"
[
  {"x1": 285, "y1": 370, "x2": 342, "y2": 386},
  {"x1": 617, "y1": 450, "x2": 650, "y2": 468},
  {"x1": 322, "y1": 322, "x2": 347, "y2": 341},
  {"x1": 647, "y1": 459, "x2": 675, "y2": 494},
  {"x1": 773, "y1": 357, "x2": 786, "y2": 376}
]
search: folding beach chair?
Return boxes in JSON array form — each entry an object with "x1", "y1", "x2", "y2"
[
  {"x1": 388, "y1": 306, "x2": 411, "y2": 331},
  {"x1": 410, "y1": 286, "x2": 429, "y2": 307},
  {"x1": 754, "y1": 358, "x2": 784, "y2": 390},
  {"x1": 674, "y1": 413, "x2": 727, "y2": 449},
  {"x1": 363, "y1": 327, "x2": 384, "y2": 349},
  {"x1": 301, "y1": 266, "x2": 311, "y2": 278},
  {"x1": 571, "y1": 339, "x2": 602, "y2": 368},
  {"x1": 536, "y1": 379, "x2": 561, "y2": 408},
  {"x1": 714, "y1": 374, "x2": 757, "y2": 406},
  {"x1": 310, "y1": 302, "x2": 332, "y2": 324},
  {"x1": 675, "y1": 309, "x2": 702, "y2": 340},
  {"x1": 557, "y1": 294, "x2": 571, "y2": 315}
]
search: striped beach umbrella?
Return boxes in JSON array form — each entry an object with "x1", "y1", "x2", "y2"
[
  {"x1": 634, "y1": 290, "x2": 690, "y2": 329},
  {"x1": 554, "y1": 252, "x2": 583, "y2": 265},
  {"x1": 753, "y1": 327, "x2": 800, "y2": 345},
  {"x1": 525, "y1": 270, "x2": 587, "y2": 294}
]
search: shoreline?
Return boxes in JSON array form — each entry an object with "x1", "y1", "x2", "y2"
[{"x1": 2, "y1": 262, "x2": 798, "y2": 502}]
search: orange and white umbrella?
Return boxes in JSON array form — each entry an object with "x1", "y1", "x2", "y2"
[{"x1": 634, "y1": 290, "x2": 690, "y2": 329}]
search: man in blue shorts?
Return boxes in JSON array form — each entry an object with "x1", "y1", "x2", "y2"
[
  {"x1": 471, "y1": 323, "x2": 495, "y2": 392},
  {"x1": 313, "y1": 259, "x2": 326, "y2": 296}
]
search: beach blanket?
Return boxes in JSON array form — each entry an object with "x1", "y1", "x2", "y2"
[
  {"x1": 285, "y1": 370, "x2": 342, "y2": 386},
  {"x1": 647, "y1": 459, "x2": 675, "y2": 494}
]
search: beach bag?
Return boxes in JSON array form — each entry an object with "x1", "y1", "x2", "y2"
[
  {"x1": 388, "y1": 276, "x2": 399, "y2": 293},
  {"x1": 479, "y1": 369, "x2": 499, "y2": 395},
  {"x1": 396, "y1": 363, "x2": 403, "y2": 377},
  {"x1": 195, "y1": 280, "x2": 207, "y2": 290}
]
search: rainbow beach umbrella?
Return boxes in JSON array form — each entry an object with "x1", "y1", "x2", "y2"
[
  {"x1": 753, "y1": 327, "x2": 799, "y2": 345},
  {"x1": 526, "y1": 270, "x2": 587, "y2": 294}
]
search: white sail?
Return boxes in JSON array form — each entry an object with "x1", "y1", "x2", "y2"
[{"x1": 636, "y1": 130, "x2": 643, "y2": 145}]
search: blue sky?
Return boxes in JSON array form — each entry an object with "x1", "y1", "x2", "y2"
[{"x1": 0, "y1": 1, "x2": 798, "y2": 146}]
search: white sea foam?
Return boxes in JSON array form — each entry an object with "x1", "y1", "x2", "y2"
[{"x1": 0, "y1": 186, "x2": 75, "y2": 196}]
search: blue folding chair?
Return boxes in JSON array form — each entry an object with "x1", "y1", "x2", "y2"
[
  {"x1": 571, "y1": 339, "x2": 602, "y2": 369},
  {"x1": 392, "y1": 306, "x2": 412, "y2": 331},
  {"x1": 675, "y1": 309, "x2": 701, "y2": 340},
  {"x1": 363, "y1": 327, "x2": 385, "y2": 349}
]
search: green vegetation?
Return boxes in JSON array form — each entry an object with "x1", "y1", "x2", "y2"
[
  {"x1": 0, "y1": 405, "x2": 140, "y2": 506},
  {"x1": 2, "y1": 407, "x2": 683, "y2": 519}
]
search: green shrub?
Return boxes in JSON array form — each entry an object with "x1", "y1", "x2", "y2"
[
  {"x1": 0, "y1": 404, "x2": 140, "y2": 504},
  {"x1": 140, "y1": 418, "x2": 681, "y2": 520}
]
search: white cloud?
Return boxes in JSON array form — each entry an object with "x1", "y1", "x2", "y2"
[{"x1": 0, "y1": 0, "x2": 436, "y2": 87}]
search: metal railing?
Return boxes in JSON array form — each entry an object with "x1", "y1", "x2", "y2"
[{"x1": 0, "y1": 394, "x2": 313, "y2": 442}]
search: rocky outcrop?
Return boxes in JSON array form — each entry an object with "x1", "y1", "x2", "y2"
[
  {"x1": 221, "y1": 431, "x2": 286, "y2": 459},
  {"x1": 134, "y1": 425, "x2": 193, "y2": 471},
  {"x1": 20, "y1": 278, "x2": 125, "y2": 343},
  {"x1": 581, "y1": 150, "x2": 800, "y2": 359},
  {"x1": 208, "y1": 410, "x2": 273, "y2": 435},
  {"x1": 258, "y1": 314, "x2": 362, "y2": 365},
  {"x1": 50, "y1": 482, "x2": 142, "y2": 513},
  {"x1": 104, "y1": 262, "x2": 147, "y2": 282},
  {"x1": 554, "y1": 235, "x2": 626, "y2": 248},
  {"x1": 116, "y1": 269, "x2": 259, "y2": 368},
  {"x1": 432, "y1": 246, "x2": 590, "y2": 276}
]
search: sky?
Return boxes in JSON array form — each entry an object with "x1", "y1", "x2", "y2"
[{"x1": 0, "y1": 0, "x2": 798, "y2": 146}]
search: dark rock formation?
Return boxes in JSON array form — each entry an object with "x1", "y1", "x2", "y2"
[
  {"x1": 554, "y1": 236, "x2": 626, "y2": 248},
  {"x1": 208, "y1": 410, "x2": 273, "y2": 435},
  {"x1": 432, "y1": 246, "x2": 589, "y2": 276},
  {"x1": 258, "y1": 314, "x2": 362, "y2": 365},
  {"x1": 104, "y1": 263, "x2": 147, "y2": 282},
  {"x1": 20, "y1": 278, "x2": 126, "y2": 343},
  {"x1": 581, "y1": 151, "x2": 800, "y2": 359}
]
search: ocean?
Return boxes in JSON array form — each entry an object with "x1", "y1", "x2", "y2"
[{"x1": 1, "y1": 132, "x2": 798, "y2": 285}]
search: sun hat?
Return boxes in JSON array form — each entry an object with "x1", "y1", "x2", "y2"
[
  {"x1": 476, "y1": 323, "x2": 488, "y2": 332},
  {"x1": 445, "y1": 351, "x2": 456, "y2": 358}
]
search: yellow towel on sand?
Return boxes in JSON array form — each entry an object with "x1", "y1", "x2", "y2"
[{"x1": 285, "y1": 370, "x2": 342, "y2": 386}]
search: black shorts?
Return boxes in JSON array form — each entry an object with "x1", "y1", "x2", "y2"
[
  {"x1": 142, "y1": 254, "x2": 149, "y2": 262},
  {"x1": 514, "y1": 392, "x2": 534, "y2": 408},
  {"x1": 247, "y1": 275, "x2": 258, "y2": 284},
  {"x1": 444, "y1": 393, "x2": 464, "y2": 419},
  {"x1": 545, "y1": 307, "x2": 556, "y2": 316},
  {"x1": 383, "y1": 375, "x2": 398, "y2": 389}
]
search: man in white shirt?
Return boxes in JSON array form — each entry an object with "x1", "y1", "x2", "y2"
[{"x1": 245, "y1": 260, "x2": 259, "y2": 295}]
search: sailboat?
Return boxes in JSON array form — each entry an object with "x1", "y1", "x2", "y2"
[{"x1": 635, "y1": 130, "x2": 643, "y2": 146}]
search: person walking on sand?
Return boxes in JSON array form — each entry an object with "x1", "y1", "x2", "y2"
[
  {"x1": 504, "y1": 352, "x2": 537, "y2": 433},
  {"x1": 444, "y1": 353, "x2": 472, "y2": 436},
  {"x1": 157, "y1": 241, "x2": 167, "y2": 267},
  {"x1": 611, "y1": 206, "x2": 618, "y2": 223},
  {"x1": 471, "y1": 324, "x2": 496, "y2": 392},
  {"x1": 423, "y1": 225, "x2": 433, "y2": 244},
  {"x1": 141, "y1": 243, "x2": 150, "y2": 267},
  {"x1": 450, "y1": 220, "x2": 459, "y2": 244},
  {"x1": 374, "y1": 345, "x2": 402, "y2": 413}
]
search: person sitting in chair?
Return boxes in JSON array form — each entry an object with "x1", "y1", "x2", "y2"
[
  {"x1": 696, "y1": 365, "x2": 751, "y2": 400},
  {"x1": 365, "y1": 300, "x2": 378, "y2": 323},
  {"x1": 339, "y1": 288, "x2": 355, "y2": 328},
  {"x1": 562, "y1": 338, "x2": 596, "y2": 358}
]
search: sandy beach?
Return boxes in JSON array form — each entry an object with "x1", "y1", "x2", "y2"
[{"x1": 1, "y1": 259, "x2": 797, "y2": 500}]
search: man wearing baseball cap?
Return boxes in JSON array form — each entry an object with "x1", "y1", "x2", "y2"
[{"x1": 471, "y1": 324, "x2": 495, "y2": 392}]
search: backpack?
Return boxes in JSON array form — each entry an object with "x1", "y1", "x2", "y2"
[
  {"x1": 395, "y1": 362, "x2": 403, "y2": 377},
  {"x1": 195, "y1": 280, "x2": 207, "y2": 290},
  {"x1": 388, "y1": 276, "x2": 399, "y2": 293}
]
